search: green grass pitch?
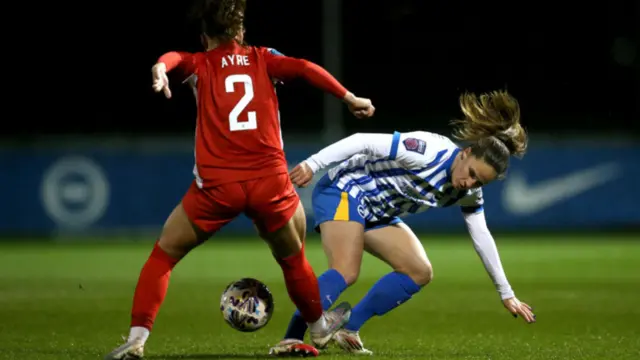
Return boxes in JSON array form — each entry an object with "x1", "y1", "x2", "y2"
[{"x1": 0, "y1": 234, "x2": 638, "y2": 359}]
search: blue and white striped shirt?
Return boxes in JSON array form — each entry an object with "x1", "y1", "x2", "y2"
[
  {"x1": 308, "y1": 131, "x2": 484, "y2": 223},
  {"x1": 304, "y1": 131, "x2": 515, "y2": 300}
]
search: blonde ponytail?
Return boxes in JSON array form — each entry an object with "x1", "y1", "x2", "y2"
[{"x1": 451, "y1": 90, "x2": 527, "y2": 158}]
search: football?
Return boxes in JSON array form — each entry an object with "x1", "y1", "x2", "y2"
[{"x1": 220, "y1": 278, "x2": 275, "y2": 332}]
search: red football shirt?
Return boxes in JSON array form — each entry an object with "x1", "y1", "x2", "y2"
[{"x1": 159, "y1": 41, "x2": 347, "y2": 187}]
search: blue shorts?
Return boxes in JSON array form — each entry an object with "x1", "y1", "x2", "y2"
[{"x1": 311, "y1": 174, "x2": 403, "y2": 232}]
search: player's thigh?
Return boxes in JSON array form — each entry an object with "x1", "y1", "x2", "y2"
[
  {"x1": 319, "y1": 221, "x2": 365, "y2": 285},
  {"x1": 312, "y1": 179, "x2": 367, "y2": 285},
  {"x1": 246, "y1": 173, "x2": 301, "y2": 235},
  {"x1": 158, "y1": 201, "x2": 209, "y2": 259},
  {"x1": 258, "y1": 201, "x2": 307, "y2": 259},
  {"x1": 174, "y1": 181, "x2": 245, "y2": 256},
  {"x1": 364, "y1": 222, "x2": 433, "y2": 286},
  {"x1": 245, "y1": 173, "x2": 305, "y2": 258}
]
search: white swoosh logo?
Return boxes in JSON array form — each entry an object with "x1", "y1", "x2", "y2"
[{"x1": 503, "y1": 162, "x2": 623, "y2": 216}]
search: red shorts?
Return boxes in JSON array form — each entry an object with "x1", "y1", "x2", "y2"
[{"x1": 181, "y1": 173, "x2": 300, "y2": 234}]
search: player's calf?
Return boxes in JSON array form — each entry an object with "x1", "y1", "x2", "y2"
[
  {"x1": 260, "y1": 203, "x2": 327, "y2": 323},
  {"x1": 130, "y1": 242, "x2": 180, "y2": 332}
]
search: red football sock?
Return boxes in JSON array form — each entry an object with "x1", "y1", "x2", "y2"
[
  {"x1": 277, "y1": 245, "x2": 323, "y2": 323},
  {"x1": 130, "y1": 242, "x2": 180, "y2": 330}
]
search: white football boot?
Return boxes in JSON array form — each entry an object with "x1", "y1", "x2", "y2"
[
  {"x1": 104, "y1": 337, "x2": 145, "y2": 360},
  {"x1": 309, "y1": 302, "x2": 352, "y2": 349},
  {"x1": 333, "y1": 329, "x2": 373, "y2": 355}
]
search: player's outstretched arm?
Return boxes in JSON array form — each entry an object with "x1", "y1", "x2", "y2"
[
  {"x1": 290, "y1": 133, "x2": 393, "y2": 187},
  {"x1": 262, "y1": 51, "x2": 375, "y2": 118},
  {"x1": 152, "y1": 52, "x2": 197, "y2": 99},
  {"x1": 462, "y1": 210, "x2": 537, "y2": 324}
]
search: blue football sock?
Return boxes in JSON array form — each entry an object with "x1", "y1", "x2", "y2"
[
  {"x1": 345, "y1": 272, "x2": 421, "y2": 332},
  {"x1": 283, "y1": 269, "x2": 348, "y2": 340}
]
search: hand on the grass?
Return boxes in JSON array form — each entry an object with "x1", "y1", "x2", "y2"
[
  {"x1": 290, "y1": 162, "x2": 314, "y2": 188},
  {"x1": 503, "y1": 297, "x2": 536, "y2": 323},
  {"x1": 152, "y1": 63, "x2": 172, "y2": 99}
]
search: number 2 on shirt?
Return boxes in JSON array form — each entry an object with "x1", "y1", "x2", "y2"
[{"x1": 225, "y1": 74, "x2": 258, "y2": 132}]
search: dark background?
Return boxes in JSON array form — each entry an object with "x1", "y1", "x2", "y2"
[{"x1": 13, "y1": 0, "x2": 639, "y2": 138}]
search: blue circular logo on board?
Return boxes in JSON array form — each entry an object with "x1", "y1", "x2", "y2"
[{"x1": 40, "y1": 156, "x2": 110, "y2": 229}]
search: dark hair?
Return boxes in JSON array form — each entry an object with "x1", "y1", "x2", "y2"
[
  {"x1": 450, "y1": 90, "x2": 528, "y2": 178},
  {"x1": 190, "y1": 0, "x2": 246, "y2": 42}
]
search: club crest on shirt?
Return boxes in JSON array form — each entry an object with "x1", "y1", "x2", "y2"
[
  {"x1": 267, "y1": 48, "x2": 284, "y2": 56},
  {"x1": 402, "y1": 138, "x2": 426, "y2": 154},
  {"x1": 357, "y1": 204, "x2": 367, "y2": 218}
]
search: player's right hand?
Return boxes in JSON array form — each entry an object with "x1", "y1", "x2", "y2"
[
  {"x1": 344, "y1": 92, "x2": 375, "y2": 119},
  {"x1": 290, "y1": 162, "x2": 314, "y2": 188},
  {"x1": 152, "y1": 63, "x2": 172, "y2": 99}
]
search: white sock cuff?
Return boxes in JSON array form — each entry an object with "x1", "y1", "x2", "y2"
[{"x1": 128, "y1": 326, "x2": 150, "y2": 343}]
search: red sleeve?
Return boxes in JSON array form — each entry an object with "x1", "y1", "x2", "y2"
[
  {"x1": 262, "y1": 50, "x2": 347, "y2": 99},
  {"x1": 158, "y1": 51, "x2": 197, "y2": 77}
]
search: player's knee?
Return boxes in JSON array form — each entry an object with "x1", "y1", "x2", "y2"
[
  {"x1": 404, "y1": 261, "x2": 433, "y2": 287},
  {"x1": 157, "y1": 235, "x2": 192, "y2": 260},
  {"x1": 332, "y1": 266, "x2": 360, "y2": 286}
]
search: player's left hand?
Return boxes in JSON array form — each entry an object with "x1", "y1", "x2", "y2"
[
  {"x1": 152, "y1": 63, "x2": 172, "y2": 99},
  {"x1": 503, "y1": 297, "x2": 536, "y2": 324},
  {"x1": 290, "y1": 162, "x2": 314, "y2": 188},
  {"x1": 343, "y1": 92, "x2": 375, "y2": 119}
]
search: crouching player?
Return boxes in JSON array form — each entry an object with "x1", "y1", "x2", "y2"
[
  {"x1": 105, "y1": 0, "x2": 375, "y2": 359},
  {"x1": 270, "y1": 90, "x2": 536, "y2": 356}
]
